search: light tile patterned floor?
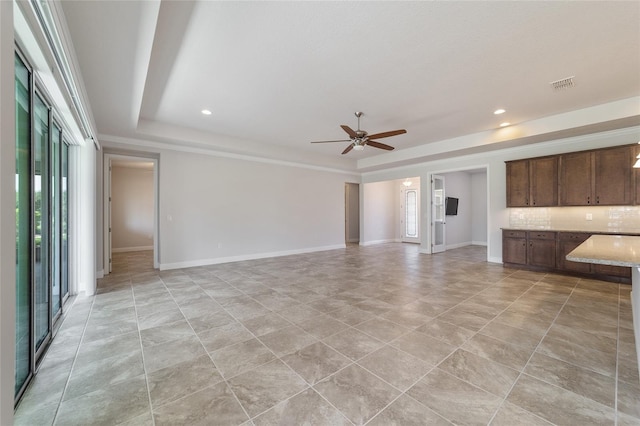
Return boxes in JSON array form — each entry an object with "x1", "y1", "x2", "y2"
[{"x1": 15, "y1": 244, "x2": 640, "y2": 425}]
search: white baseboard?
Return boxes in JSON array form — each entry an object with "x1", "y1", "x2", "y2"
[
  {"x1": 488, "y1": 256, "x2": 503, "y2": 264},
  {"x1": 159, "y1": 244, "x2": 346, "y2": 271},
  {"x1": 471, "y1": 241, "x2": 488, "y2": 246},
  {"x1": 96, "y1": 270, "x2": 104, "y2": 279},
  {"x1": 359, "y1": 239, "x2": 397, "y2": 247},
  {"x1": 112, "y1": 246, "x2": 154, "y2": 253},
  {"x1": 446, "y1": 241, "x2": 472, "y2": 250},
  {"x1": 347, "y1": 238, "x2": 360, "y2": 243}
]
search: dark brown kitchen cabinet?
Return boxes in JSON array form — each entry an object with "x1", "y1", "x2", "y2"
[
  {"x1": 557, "y1": 232, "x2": 591, "y2": 273},
  {"x1": 506, "y1": 160, "x2": 529, "y2": 207},
  {"x1": 593, "y1": 264, "x2": 631, "y2": 279},
  {"x1": 527, "y1": 231, "x2": 556, "y2": 268},
  {"x1": 594, "y1": 146, "x2": 633, "y2": 205},
  {"x1": 506, "y1": 157, "x2": 558, "y2": 207},
  {"x1": 503, "y1": 230, "x2": 632, "y2": 283},
  {"x1": 636, "y1": 144, "x2": 640, "y2": 205},
  {"x1": 559, "y1": 151, "x2": 592, "y2": 205},
  {"x1": 559, "y1": 145, "x2": 633, "y2": 206},
  {"x1": 502, "y1": 230, "x2": 527, "y2": 264},
  {"x1": 502, "y1": 230, "x2": 556, "y2": 269}
]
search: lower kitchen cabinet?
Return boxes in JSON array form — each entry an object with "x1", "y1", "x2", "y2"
[
  {"x1": 502, "y1": 229, "x2": 631, "y2": 283},
  {"x1": 557, "y1": 232, "x2": 592, "y2": 273},
  {"x1": 503, "y1": 230, "x2": 556, "y2": 269}
]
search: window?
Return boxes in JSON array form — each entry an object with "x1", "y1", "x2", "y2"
[{"x1": 405, "y1": 189, "x2": 418, "y2": 238}]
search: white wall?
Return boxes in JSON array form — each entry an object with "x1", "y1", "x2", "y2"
[
  {"x1": 111, "y1": 166, "x2": 154, "y2": 251},
  {"x1": 0, "y1": 1, "x2": 16, "y2": 421},
  {"x1": 362, "y1": 126, "x2": 640, "y2": 263},
  {"x1": 94, "y1": 146, "x2": 354, "y2": 269},
  {"x1": 442, "y1": 172, "x2": 472, "y2": 249},
  {"x1": 362, "y1": 180, "x2": 397, "y2": 245},
  {"x1": 471, "y1": 171, "x2": 488, "y2": 245}
]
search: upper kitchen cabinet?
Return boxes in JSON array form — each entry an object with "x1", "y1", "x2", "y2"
[
  {"x1": 506, "y1": 157, "x2": 558, "y2": 207},
  {"x1": 559, "y1": 145, "x2": 633, "y2": 206},
  {"x1": 594, "y1": 145, "x2": 633, "y2": 205},
  {"x1": 559, "y1": 151, "x2": 592, "y2": 205},
  {"x1": 635, "y1": 144, "x2": 640, "y2": 205}
]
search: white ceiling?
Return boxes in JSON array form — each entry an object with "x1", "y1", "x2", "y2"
[{"x1": 60, "y1": 1, "x2": 640, "y2": 172}]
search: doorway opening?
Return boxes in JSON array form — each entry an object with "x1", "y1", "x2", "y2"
[
  {"x1": 345, "y1": 183, "x2": 360, "y2": 244},
  {"x1": 103, "y1": 153, "x2": 159, "y2": 274},
  {"x1": 428, "y1": 167, "x2": 489, "y2": 259}
]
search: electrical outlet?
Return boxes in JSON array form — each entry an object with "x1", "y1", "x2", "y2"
[{"x1": 586, "y1": 213, "x2": 593, "y2": 221}]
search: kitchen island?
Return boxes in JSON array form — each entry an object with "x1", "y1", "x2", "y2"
[{"x1": 567, "y1": 234, "x2": 640, "y2": 381}]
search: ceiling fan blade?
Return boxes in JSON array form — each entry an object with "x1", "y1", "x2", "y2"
[
  {"x1": 366, "y1": 140, "x2": 395, "y2": 151},
  {"x1": 342, "y1": 143, "x2": 355, "y2": 155},
  {"x1": 340, "y1": 125, "x2": 358, "y2": 138},
  {"x1": 310, "y1": 139, "x2": 352, "y2": 144},
  {"x1": 366, "y1": 129, "x2": 407, "y2": 139}
]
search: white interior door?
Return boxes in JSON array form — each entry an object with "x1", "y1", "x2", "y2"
[
  {"x1": 401, "y1": 188, "x2": 420, "y2": 243},
  {"x1": 431, "y1": 174, "x2": 446, "y2": 253}
]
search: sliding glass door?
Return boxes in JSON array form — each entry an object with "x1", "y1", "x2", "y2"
[
  {"x1": 15, "y1": 53, "x2": 32, "y2": 399},
  {"x1": 33, "y1": 92, "x2": 51, "y2": 355},
  {"x1": 51, "y1": 123, "x2": 62, "y2": 319},
  {"x1": 14, "y1": 50, "x2": 72, "y2": 404}
]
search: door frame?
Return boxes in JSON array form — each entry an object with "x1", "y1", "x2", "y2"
[
  {"x1": 431, "y1": 174, "x2": 446, "y2": 253},
  {"x1": 423, "y1": 165, "x2": 490, "y2": 260},
  {"x1": 103, "y1": 152, "x2": 160, "y2": 274}
]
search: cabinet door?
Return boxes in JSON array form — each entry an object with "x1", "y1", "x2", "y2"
[
  {"x1": 530, "y1": 157, "x2": 558, "y2": 206},
  {"x1": 636, "y1": 145, "x2": 640, "y2": 205},
  {"x1": 503, "y1": 237, "x2": 527, "y2": 264},
  {"x1": 557, "y1": 233, "x2": 591, "y2": 273},
  {"x1": 593, "y1": 264, "x2": 631, "y2": 279},
  {"x1": 594, "y1": 146, "x2": 633, "y2": 205},
  {"x1": 559, "y1": 151, "x2": 593, "y2": 206},
  {"x1": 506, "y1": 160, "x2": 529, "y2": 207},
  {"x1": 528, "y1": 239, "x2": 556, "y2": 268}
]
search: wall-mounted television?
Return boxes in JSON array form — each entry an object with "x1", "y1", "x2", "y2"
[{"x1": 445, "y1": 197, "x2": 459, "y2": 216}]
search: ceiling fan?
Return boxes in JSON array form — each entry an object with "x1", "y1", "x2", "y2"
[{"x1": 311, "y1": 112, "x2": 407, "y2": 154}]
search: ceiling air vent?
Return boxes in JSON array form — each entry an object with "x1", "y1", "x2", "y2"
[{"x1": 550, "y1": 76, "x2": 575, "y2": 91}]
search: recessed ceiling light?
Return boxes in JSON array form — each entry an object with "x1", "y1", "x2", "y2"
[
  {"x1": 494, "y1": 109, "x2": 506, "y2": 115},
  {"x1": 500, "y1": 122, "x2": 511, "y2": 127},
  {"x1": 201, "y1": 109, "x2": 212, "y2": 115}
]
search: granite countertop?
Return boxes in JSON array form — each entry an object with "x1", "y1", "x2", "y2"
[
  {"x1": 502, "y1": 228, "x2": 640, "y2": 236},
  {"x1": 566, "y1": 235, "x2": 640, "y2": 267}
]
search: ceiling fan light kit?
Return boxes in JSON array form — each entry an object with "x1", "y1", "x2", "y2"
[{"x1": 311, "y1": 112, "x2": 407, "y2": 154}]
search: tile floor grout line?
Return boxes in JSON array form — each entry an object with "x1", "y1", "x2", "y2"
[
  {"x1": 188, "y1": 268, "x2": 362, "y2": 424},
  {"x1": 50, "y1": 292, "x2": 99, "y2": 426},
  {"x1": 614, "y1": 282, "x2": 621, "y2": 426},
  {"x1": 132, "y1": 274, "x2": 160, "y2": 426},
  {"x1": 485, "y1": 275, "x2": 586, "y2": 426},
  {"x1": 159, "y1": 275, "x2": 256, "y2": 423},
  {"x1": 19, "y1": 247, "x2": 633, "y2": 425}
]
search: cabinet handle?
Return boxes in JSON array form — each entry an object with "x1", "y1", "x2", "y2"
[
  {"x1": 587, "y1": 196, "x2": 590, "y2": 205},
  {"x1": 596, "y1": 196, "x2": 600, "y2": 204}
]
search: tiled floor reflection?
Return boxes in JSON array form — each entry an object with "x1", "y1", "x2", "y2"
[{"x1": 15, "y1": 244, "x2": 640, "y2": 425}]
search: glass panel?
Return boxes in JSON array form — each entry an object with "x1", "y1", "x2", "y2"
[
  {"x1": 15, "y1": 54, "x2": 31, "y2": 397},
  {"x1": 51, "y1": 124, "x2": 61, "y2": 316},
  {"x1": 61, "y1": 142, "x2": 69, "y2": 298},
  {"x1": 34, "y1": 93, "x2": 50, "y2": 352},
  {"x1": 433, "y1": 177, "x2": 445, "y2": 248},
  {"x1": 405, "y1": 190, "x2": 418, "y2": 238}
]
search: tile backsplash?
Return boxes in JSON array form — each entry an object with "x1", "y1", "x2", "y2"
[{"x1": 509, "y1": 206, "x2": 640, "y2": 234}]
